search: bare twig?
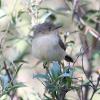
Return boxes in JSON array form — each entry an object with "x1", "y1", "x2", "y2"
[{"x1": 3, "y1": 61, "x2": 13, "y2": 86}]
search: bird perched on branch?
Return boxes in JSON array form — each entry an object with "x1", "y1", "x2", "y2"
[{"x1": 31, "y1": 22, "x2": 73, "y2": 63}]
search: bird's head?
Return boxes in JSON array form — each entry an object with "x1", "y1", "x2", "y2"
[{"x1": 32, "y1": 22, "x2": 62, "y2": 36}]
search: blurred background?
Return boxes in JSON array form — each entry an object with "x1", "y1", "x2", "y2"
[{"x1": 0, "y1": 0, "x2": 100, "y2": 100}]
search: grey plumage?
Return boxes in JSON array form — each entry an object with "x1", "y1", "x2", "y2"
[
  {"x1": 33, "y1": 22, "x2": 62, "y2": 34},
  {"x1": 32, "y1": 22, "x2": 73, "y2": 62}
]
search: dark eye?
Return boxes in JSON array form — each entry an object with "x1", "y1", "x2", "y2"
[{"x1": 49, "y1": 26, "x2": 52, "y2": 31}]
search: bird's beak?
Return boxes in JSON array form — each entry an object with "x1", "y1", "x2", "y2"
[{"x1": 54, "y1": 23, "x2": 62, "y2": 30}]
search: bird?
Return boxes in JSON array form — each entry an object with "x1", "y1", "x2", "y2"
[{"x1": 31, "y1": 22, "x2": 73, "y2": 63}]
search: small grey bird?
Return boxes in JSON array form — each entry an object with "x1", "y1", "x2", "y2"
[{"x1": 32, "y1": 22, "x2": 73, "y2": 62}]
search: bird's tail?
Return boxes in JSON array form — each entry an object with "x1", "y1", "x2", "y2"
[{"x1": 65, "y1": 55, "x2": 73, "y2": 62}]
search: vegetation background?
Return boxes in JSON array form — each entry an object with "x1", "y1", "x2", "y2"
[{"x1": 0, "y1": 0, "x2": 100, "y2": 100}]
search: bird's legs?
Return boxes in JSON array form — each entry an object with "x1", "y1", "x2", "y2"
[{"x1": 43, "y1": 61, "x2": 48, "y2": 69}]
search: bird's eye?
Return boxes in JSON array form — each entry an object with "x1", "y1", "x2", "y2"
[{"x1": 49, "y1": 26, "x2": 52, "y2": 30}]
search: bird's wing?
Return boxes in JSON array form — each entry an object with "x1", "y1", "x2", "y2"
[
  {"x1": 57, "y1": 34, "x2": 73, "y2": 62},
  {"x1": 57, "y1": 34, "x2": 66, "y2": 51}
]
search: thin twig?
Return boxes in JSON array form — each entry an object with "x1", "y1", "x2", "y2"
[
  {"x1": 38, "y1": 7, "x2": 70, "y2": 16},
  {"x1": 3, "y1": 61, "x2": 13, "y2": 86}
]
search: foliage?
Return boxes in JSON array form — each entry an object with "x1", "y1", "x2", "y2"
[{"x1": 0, "y1": 0, "x2": 100, "y2": 100}]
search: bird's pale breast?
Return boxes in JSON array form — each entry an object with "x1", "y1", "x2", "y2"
[{"x1": 32, "y1": 34, "x2": 65, "y2": 61}]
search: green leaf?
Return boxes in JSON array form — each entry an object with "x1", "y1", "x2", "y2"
[
  {"x1": 11, "y1": 16, "x2": 16, "y2": 24},
  {"x1": 74, "y1": 67, "x2": 83, "y2": 73},
  {"x1": 50, "y1": 62, "x2": 61, "y2": 79},
  {"x1": 13, "y1": 64, "x2": 23, "y2": 79},
  {"x1": 33, "y1": 74, "x2": 48, "y2": 79},
  {"x1": 0, "y1": 0, "x2": 1, "y2": 8},
  {"x1": 2, "y1": 82, "x2": 26, "y2": 95},
  {"x1": 93, "y1": 52, "x2": 100, "y2": 59},
  {"x1": 44, "y1": 94, "x2": 52, "y2": 100},
  {"x1": 17, "y1": 11, "x2": 25, "y2": 18}
]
